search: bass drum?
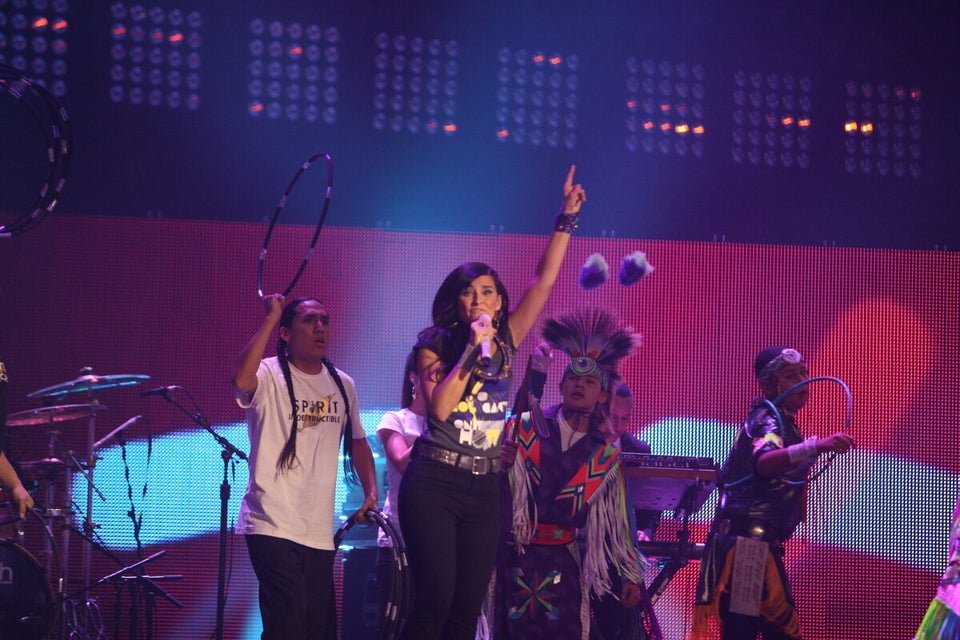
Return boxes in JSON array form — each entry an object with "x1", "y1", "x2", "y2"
[{"x1": 0, "y1": 538, "x2": 56, "y2": 640}]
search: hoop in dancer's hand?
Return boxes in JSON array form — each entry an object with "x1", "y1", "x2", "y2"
[{"x1": 257, "y1": 152, "x2": 334, "y2": 298}]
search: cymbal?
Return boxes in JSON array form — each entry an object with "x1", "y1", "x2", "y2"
[
  {"x1": 17, "y1": 457, "x2": 70, "y2": 482},
  {"x1": 5, "y1": 403, "x2": 108, "y2": 427},
  {"x1": 27, "y1": 373, "x2": 151, "y2": 399}
]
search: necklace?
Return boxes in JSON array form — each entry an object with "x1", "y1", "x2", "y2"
[{"x1": 472, "y1": 334, "x2": 512, "y2": 382}]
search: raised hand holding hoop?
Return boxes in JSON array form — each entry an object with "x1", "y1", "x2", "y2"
[
  {"x1": 257, "y1": 152, "x2": 334, "y2": 299},
  {"x1": 765, "y1": 375, "x2": 854, "y2": 482}
]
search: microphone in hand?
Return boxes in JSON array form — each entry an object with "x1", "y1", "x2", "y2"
[{"x1": 478, "y1": 313, "x2": 493, "y2": 367}]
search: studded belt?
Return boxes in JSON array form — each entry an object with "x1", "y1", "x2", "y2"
[{"x1": 415, "y1": 440, "x2": 501, "y2": 475}]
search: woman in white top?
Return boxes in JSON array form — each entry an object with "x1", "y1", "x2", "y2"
[{"x1": 375, "y1": 350, "x2": 428, "y2": 632}]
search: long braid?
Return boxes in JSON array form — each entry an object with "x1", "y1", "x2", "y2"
[
  {"x1": 273, "y1": 296, "x2": 358, "y2": 478},
  {"x1": 276, "y1": 338, "x2": 301, "y2": 471},
  {"x1": 322, "y1": 356, "x2": 359, "y2": 485}
]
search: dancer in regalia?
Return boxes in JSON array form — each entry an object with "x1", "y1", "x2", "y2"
[{"x1": 493, "y1": 308, "x2": 648, "y2": 640}]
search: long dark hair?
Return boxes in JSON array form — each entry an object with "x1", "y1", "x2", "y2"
[
  {"x1": 275, "y1": 298, "x2": 357, "y2": 483},
  {"x1": 416, "y1": 262, "x2": 515, "y2": 370},
  {"x1": 401, "y1": 348, "x2": 417, "y2": 409}
]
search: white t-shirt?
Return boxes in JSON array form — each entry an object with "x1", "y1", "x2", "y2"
[
  {"x1": 236, "y1": 356, "x2": 365, "y2": 550},
  {"x1": 557, "y1": 410, "x2": 589, "y2": 452},
  {"x1": 375, "y1": 408, "x2": 427, "y2": 546}
]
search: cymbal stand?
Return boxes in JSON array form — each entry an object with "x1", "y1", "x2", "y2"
[
  {"x1": 84, "y1": 407, "x2": 97, "y2": 602},
  {"x1": 49, "y1": 405, "x2": 106, "y2": 636},
  {"x1": 52, "y1": 432, "x2": 106, "y2": 506},
  {"x1": 38, "y1": 422, "x2": 72, "y2": 596},
  {"x1": 80, "y1": 392, "x2": 103, "y2": 603}
]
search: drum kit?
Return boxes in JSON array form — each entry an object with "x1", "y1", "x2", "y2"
[{"x1": 1, "y1": 367, "x2": 179, "y2": 640}]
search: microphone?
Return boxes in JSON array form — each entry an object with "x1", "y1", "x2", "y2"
[
  {"x1": 94, "y1": 415, "x2": 146, "y2": 450},
  {"x1": 140, "y1": 385, "x2": 179, "y2": 398},
  {"x1": 478, "y1": 313, "x2": 493, "y2": 367}
]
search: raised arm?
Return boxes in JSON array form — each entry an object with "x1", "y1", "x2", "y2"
[
  {"x1": 508, "y1": 165, "x2": 586, "y2": 344},
  {"x1": 232, "y1": 294, "x2": 284, "y2": 397}
]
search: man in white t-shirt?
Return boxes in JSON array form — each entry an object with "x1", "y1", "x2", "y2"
[{"x1": 233, "y1": 294, "x2": 378, "y2": 640}]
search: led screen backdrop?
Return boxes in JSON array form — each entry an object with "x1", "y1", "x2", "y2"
[{"x1": 0, "y1": 214, "x2": 958, "y2": 639}]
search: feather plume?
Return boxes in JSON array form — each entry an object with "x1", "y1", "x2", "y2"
[
  {"x1": 578, "y1": 253, "x2": 609, "y2": 290},
  {"x1": 541, "y1": 308, "x2": 640, "y2": 379},
  {"x1": 617, "y1": 251, "x2": 655, "y2": 287}
]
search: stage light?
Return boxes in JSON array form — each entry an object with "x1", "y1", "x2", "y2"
[
  {"x1": 732, "y1": 70, "x2": 810, "y2": 169},
  {"x1": 373, "y1": 31, "x2": 458, "y2": 136},
  {"x1": 0, "y1": 0, "x2": 69, "y2": 95},
  {"x1": 843, "y1": 79, "x2": 922, "y2": 178},
  {"x1": 496, "y1": 45, "x2": 577, "y2": 147},
  {"x1": 108, "y1": 3, "x2": 201, "y2": 110},
  {"x1": 626, "y1": 57, "x2": 704, "y2": 157},
  {"x1": 247, "y1": 17, "x2": 338, "y2": 122}
]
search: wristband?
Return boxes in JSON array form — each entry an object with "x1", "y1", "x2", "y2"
[
  {"x1": 554, "y1": 211, "x2": 580, "y2": 233},
  {"x1": 787, "y1": 436, "x2": 819, "y2": 465}
]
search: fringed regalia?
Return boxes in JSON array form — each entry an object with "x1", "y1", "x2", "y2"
[{"x1": 492, "y1": 406, "x2": 644, "y2": 640}]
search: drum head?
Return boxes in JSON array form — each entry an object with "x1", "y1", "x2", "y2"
[{"x1": 0, "y1": 540, "x2": 55, "y2": 640}]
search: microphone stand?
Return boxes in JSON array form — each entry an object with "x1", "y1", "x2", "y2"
[
  {"x1": 88, "y1": 550, "x2": 182, "y2": 640},
  {"x1": 145, "y1": 387, "x2": 246, "y2": 640},
  {"x1": 74, "y1": 527, "x2": 182, "y2": 640}
]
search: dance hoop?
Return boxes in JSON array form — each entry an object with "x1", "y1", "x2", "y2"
[
  {"x1": 256, "y1": 152, "x2": 334, "y2": 298},
  {"x1": 0, "y1": 64, "x2": 73, "y2": 238},
  {"x1": 334, "y1": 508, "x2": 410, "y2": 640},
  {"x1": 751, "y1": 375, "x2": 854, "y2": 483}
]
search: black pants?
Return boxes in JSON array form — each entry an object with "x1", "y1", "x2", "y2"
[
  {"x1": 397, "y1": 457, "x2": 501, "y2": 640},
  {"x1": 245, "y1": 534, "x2": 336, "y2": 640}
]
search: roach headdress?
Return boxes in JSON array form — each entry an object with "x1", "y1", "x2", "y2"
[{"x1": 541, "y1": 308, "x2": 641, "y2": 389}]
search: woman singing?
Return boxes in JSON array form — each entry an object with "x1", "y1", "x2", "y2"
[{"x1": 398, "y1": 166, "x2": 587, "y2": 640}]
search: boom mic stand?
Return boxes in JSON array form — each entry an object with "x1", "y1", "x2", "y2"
[
  {"x1": 86, "y1": 550, "x2": 183, "y2": 640},
  {"x1": 142, "y1": 386, "x2": 246, "y2": 640}
]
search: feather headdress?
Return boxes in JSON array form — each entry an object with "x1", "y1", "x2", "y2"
[{"x1": 541, "y1": 308, "x2": 641, "y2": 389}]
